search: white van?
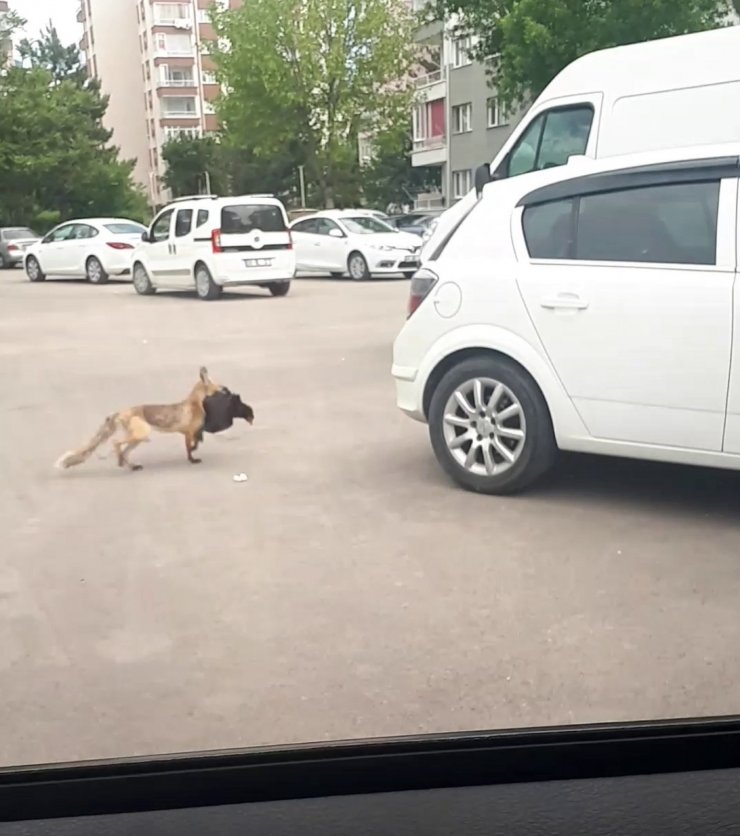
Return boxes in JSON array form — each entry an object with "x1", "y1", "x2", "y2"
[
  {"x1": 427, "y1": 25, "x2": 740, "y2": 254},
  {"x1": 132, "y1": 195, "x2": 295, "y2": 300}
]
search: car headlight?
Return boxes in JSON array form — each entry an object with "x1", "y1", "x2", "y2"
[{"x1": 371, "y1": 244, "x2": 395, "y2": 252}]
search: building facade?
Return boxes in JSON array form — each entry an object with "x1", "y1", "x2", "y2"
[
  {"x1": 79, "y1": 0, "x2": 241, "y2": 207},
  {"x1": 411, "y1": 16, "x2": 522, "y2": 209}
]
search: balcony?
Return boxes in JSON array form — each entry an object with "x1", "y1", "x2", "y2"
[
  {"x1": 413, "y1": 134, "x2": 445, "y2": 151},
  {"x1": 414, "y1": 69, "x2": 446, "y2": 103},
  {"x1": 154, "y1": 17, "x2": 193, "y2": 29},
  {"x1": 157, "y1": 77, "x2": 196, "y2": 88},
  {"x1": 412, "y1": 134, "x2": 446, "y2": 166},
  {"x1": 415, "y1": 69, "x2": 441, "y2": 87}
]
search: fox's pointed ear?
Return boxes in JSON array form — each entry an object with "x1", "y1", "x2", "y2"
[{"x1": 199, "y1": 367, "x2": 209, "y2": 383}]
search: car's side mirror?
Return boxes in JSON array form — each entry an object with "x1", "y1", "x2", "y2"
[
  {"x1": 474, "y1": 163, "x2": 495, "y2": 197},
  {"x1": 141, "y1": 231, "x2": 150, "y2": 243},
  {"x1": 329, "y1": 229, "x2": 343, "y2": 238}
]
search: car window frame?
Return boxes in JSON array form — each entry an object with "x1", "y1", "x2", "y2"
[
  {"x1": 150, "y1": 209, "x2": 175, "y2": 243},
  {"x1": 45, "y1": 224, "x2": 77, "y2": 244},
  {"x1": 315, "y1": 218, "x2": 345, "y2": 237},
  {"x1": 292, "y1": 219, "x2": 318, "y2": 235}
]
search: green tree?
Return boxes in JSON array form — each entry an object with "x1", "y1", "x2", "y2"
[
  {"x1": 1, "y1": 8, "x2": 25, "y2": 65},
  {"x1": 18, "y1": 22, "x2": 86, "y2": 85},
  {"x1": 361, "y1": 126, "x2": 436, "y2": 211},
  {"x1": 433, "y1": 0, "x2": 729, "y2": 107},
  {"x1": 211, "y1": 0, "x2": 416, "y2": 208},
  {"x1": 162, "y1": 135, "x2": 227, "y2": 197}
]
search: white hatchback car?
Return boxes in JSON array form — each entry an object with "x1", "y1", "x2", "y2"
[
  {"x1": 24, "y1": 218, "x2": 147, "y2": 284},
  {"x1": 132, "y1": 195, "x2": 295, "y2": 300},
  {"x1": 393, "y1": 143, "x2": 740, "y2": 494},
  {"x1": 290, "y1": 210, "x2": 421, "y2": 280}
]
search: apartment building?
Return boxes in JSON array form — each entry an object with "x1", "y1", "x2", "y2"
[
  {"x1": 412, "y1": 15, "x2": 521, "y2": 209},
  {"x1": 79, "y1": 0, "x2": 241, "y2": 207}
]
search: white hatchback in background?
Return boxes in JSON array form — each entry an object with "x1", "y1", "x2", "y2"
[
  {"x1": 24, "y1": 219, "x2": 147, "y2": 284},
  {"x1": 290, "y1": 210, "x2": 422, "y2": 280},
  {"x1": 132, "y1": 195, "x2": 295, "y2": 300},
  {"x1": 393, "y1": 143, "x2": 740, "y2": 495}
]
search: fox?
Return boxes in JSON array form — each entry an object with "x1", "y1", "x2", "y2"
[{"x1": 55, "y1": 367, "x2": 225, "y2": 472}]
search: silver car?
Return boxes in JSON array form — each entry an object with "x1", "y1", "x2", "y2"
[{"x1": 0, "y1": 227, "x2": 41, "y2": 269}]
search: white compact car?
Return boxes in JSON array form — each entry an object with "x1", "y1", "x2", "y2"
[
  {"x1": 24, "y1": 218, "x2": 147, "y2": 283},
  {"x1": 132, "y1": 195, "x2": 294, "y2": 300},
  {"x1": 393, "y1": 142, "x2": 740, "y2": 494},
  {"x1": 290, "y1": 210, "x2": 421, "y2": 280}
]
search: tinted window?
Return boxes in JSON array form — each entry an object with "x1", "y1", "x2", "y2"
[
  {"x1": 221, "y1": 204, "x2": 286, "y2": 234},
  {"x1": 196, "y1": 209, "x2": 209, "y2": 228},
  {"x1": 576, "y1": 181, "x2": 719, "y2": 265},
  {"x1": 2, "y1": 228, "x2": 37, "y2": 240},
  {"x1": 315, "y1": 218, "x2": 342, "y2": 236},
  {"x1": 104, "y1": 223, "x2": 147, "y2": 235},
  {"x1": 72, "y1": 224, "x2": 98, "y2": 240},
  {"x1": 292, "y1": 219, "x2": 317, "y2": 234},
  {"x1": 151, "y1": 209, "x2": 174, "y2": 242},
  {"x1": 505, "y1": 105, "x2": 593, "y2": 178},
  {"x1": 522, "y1": 199, "x2": 575, "y2": 259},
  {"x1": 175, "y1": 209, "x2": 193, "y2": 238}
]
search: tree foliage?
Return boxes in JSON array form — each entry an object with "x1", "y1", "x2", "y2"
[
  {"x1": 211, "y1": 0, "x2": 417, "y2": 208},
  {"x1": 18, "y1": 22, "x2": 86, "y2": 85},
  {"x1": 434, "y1": 0, "x2": 730, "y2": 107},
  {"x1": 0, "y1": 27, "x2": 148, "y2": 227},
  {"x1": 361, "y1": 127, "x2": 436, "y2": 211}
]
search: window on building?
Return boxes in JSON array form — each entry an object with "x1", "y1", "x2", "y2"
[
  {"x1": 451, "y1": 35, "x2": 472, "y2": 68},
  {"x1": 452, "y1": 103, "x2": 472, "y2": 134},
  {"x1": 452, "y1": 169, "x2": 472, "y2": 199},
  {"x1": 486, "y1": 96, "x2": 507, "y2": 128},
  {"x1": 161, "y1": 96, "x2": 197, "y2": 116},
  {"x1": 202, "y1": 70, "x2": 217, "y2": 84},
  {"x1": 522, "y1": 180, "x2": 720, "y2": 266},
  {"x1": 155, "y1": 32, "x2": 191, "y2": 55},
  {"x1": 154, "y1": 3, "x2": 191, "y2": 24}
]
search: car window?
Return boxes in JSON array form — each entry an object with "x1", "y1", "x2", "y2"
[
  {"x1": 175, "y1": 209, "x2": 194, "y2": 238},
  {"x1": 151, "y1": 209, "x2": 174, "y2": 242},
  {"x1": 522, "y1": 199, "x2": 575, "y2": 259},
  {"x1": 291, "y1": 219, "x2": 318, "y2": 234},
  {"x1": 342, "y1": 216, "x2": 395, "y2": 234},
  {"x1": 104, "y1": 223, "x2": 147, "y2": 235},
  {"x1": 221, "y1": 204, "x2": 287, "y2": 234},
  {"x1": 2, "y1": 228, "x2": 37, "y2": 240},
  {"x1": 315, "y1": 219, "x2": 342, "y2": 236},
  {"x1": 505, "y1": 105, "x2": 593, "y2": 178},
  {"x1": 73, "y1": 224, "x2": 98, "y2": 240},
  {"x1": 196, "y1": 209, "x2": 209, "y2": 228},
  {"x1": 576, "y1": 181, "x2": 720, "y2": 265},
  {"x1": 49, "y1": 225, "x2": 77, "y2": 243}
]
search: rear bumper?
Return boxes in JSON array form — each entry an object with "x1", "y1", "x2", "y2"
[{"x1": 392, "y1": 364, "x2": 426, "y2": 423}]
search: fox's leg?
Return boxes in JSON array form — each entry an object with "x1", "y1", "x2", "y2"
[
  {"x1": 117, "y1": 417, "x2": 151, "y2": 471},
  {"x1": 185, "y1": 433, "x2": 201, "y2": 464}
]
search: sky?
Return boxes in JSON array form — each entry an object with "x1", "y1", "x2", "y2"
[{"x1": 14, "y1": 0, "x2": 82, "y2": 46}]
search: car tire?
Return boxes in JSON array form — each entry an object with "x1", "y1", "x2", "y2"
[
  {"x1": 194, "y1": 263, "x2": 222, "y2": 300},
  {"x1": 132, "y1": 263, "x2": 155, "y2": 295},
  {"x1": 26, "y1": 256, "x2": 46, "y2": 282},
  {"x1": 267, "y1": 281, "x2": 291, "y2": 297},
  {"x1": 428, "y1": 355, "x2": 557, "y2": 495},
  {"x1": 86, "y1": 256, "x2": 109, "y2": 284},
  {"x1": 347, "y1": 252, "x2": 370, "y2": 281},
  {"x1": 0, "y1": 254, "x2": 6, "y2": 269}
]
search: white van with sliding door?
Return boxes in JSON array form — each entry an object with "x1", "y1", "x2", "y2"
[
  {"x1": 427, "y1": 25, "x2": 740, "y2": 256},
  {"x1": 132, "y1": 195, "x2": 295, "y2": 300}
]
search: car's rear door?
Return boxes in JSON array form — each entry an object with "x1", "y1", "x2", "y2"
[
  {"x1": 290, "y1": 218, "x2": 319, "y2": 269},
  {"x1": 217, "y1": 202, "x2": 293, "y2": 282},
  {"x1": 514, "y1": 167, "x2": 736, "y2": 452}
]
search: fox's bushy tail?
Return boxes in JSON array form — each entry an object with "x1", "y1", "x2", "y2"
[{"x1": 55, "y1": 414, "x2": 118, "y2": 469}]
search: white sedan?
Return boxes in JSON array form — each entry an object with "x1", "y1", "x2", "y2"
[
  {"x1": 24, "y1": 218, "x2": 148, "y2": 284},
  {"x1": 290, "y1": 210, "x2": 422, "y2": 280}
]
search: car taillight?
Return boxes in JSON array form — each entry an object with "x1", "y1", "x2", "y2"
[
  {"x1": 407, "y1": 268, "x2": 438, "y2": 318},
  {"x1": 7, "y1": 244, "x2": 18, "y2": 251},
  {"x1": 212, "y1": 229, "x2": 223, "y2": 254},
  {"x1": 106, "y1": 242, "x2": 134, "y2": 250}
]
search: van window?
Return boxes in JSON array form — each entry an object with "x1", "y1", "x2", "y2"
[
  {"x1": 221, "y1": 204, "x2": 286, "y2": 234},
  {"x1": 504, "y1": 105, "x2": 593, "y2": 178},
  {"x1": 175, "y1": 209, "x2": 193, "y2": 238},
  {"x1": 196, "y1": 209, "x2": 209, "y2": 228},
  {"x1": 151, "y1": 209, "x2": 174, "y2": 242},
  {"x1": 576, "y1": 181, "x2": 719, "y2": 265}
]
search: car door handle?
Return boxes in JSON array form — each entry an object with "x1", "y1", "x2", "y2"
[{"x1": 540, "y1": 293, "x2": 588, "y2": 310}]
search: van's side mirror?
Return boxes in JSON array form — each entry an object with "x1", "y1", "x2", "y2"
[{"x1": 474, "y1": 163, "x2": 493, "y2": 197}]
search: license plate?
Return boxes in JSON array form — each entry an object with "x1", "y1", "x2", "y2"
[{"x1": 243, "y1": 257, "x2": 274, "y2": 268}]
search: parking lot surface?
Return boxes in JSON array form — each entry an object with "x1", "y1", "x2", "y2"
[{"x1": 3, "y1": 271, "x2": 740, "y2": 767}]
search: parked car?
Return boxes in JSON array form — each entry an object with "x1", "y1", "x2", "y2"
[
  {"x1": 24, "y1": 219, "x2": 147, "y2": 284},
  {"x1": 131, "y1": 195, "x2": 294, "y2": 300},
  {"x1": 427, "y1": 25, "x2": 740, "y2": 257},
  {"x1": 0, "y1": 227, "x2": 41, "y2": 269},
  {"x1": 290, "y1": 210, "x2": 422, "y2": 280},
  {"x1": 388, "y1": 213, "x2": 442, "y2": 238},
  {"x1": 393, "y1": 142, "x2": 740, "y2": 495}
]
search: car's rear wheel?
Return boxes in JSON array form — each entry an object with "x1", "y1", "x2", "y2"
[
  {"x1": 428, "y1": 356, "x2": 556, "y2": 495},
  {"x1": 26, "y1": 256, "x2": 45, "y2": 282},
  {"x1": 347, "y1": 252, "x2": 370, "y2": 281},
  {"x1": 132, "y1": 263, "x2": 155, "y2": 295},
  {"x1": 195, "y1": 263, "x2": 222, "y2": 300},
  {"x1": 0, "y1": 254, "x2": 7, "y2": 269},
  {"x1": 267, "y1": 281, "x2": 291, "y2": 297},
  {"x1": 86, "y1": 256, "x2": 109, "y2": 284}
]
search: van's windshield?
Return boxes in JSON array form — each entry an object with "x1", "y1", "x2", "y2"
[{"x1": 221, "y1": 205, "x2": 287, "y2": 234}]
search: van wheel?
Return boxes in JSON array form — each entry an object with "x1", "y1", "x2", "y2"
[
  {"x1": 268, "y1": 281, "x2": 291, "y2": 297},
  {"x1": 195, "y1": 264, "x2": 222, "y2": 300},
  {"x1": 428, "y1": 356, "x2": 556, "y2": 495},
  {"x1": 86, "y1": 256, "x2": 109, "y2": 284},
  {"x1": 26, "y1": 256, "x2": 46, "y2": 282},
  {"x1": 347, "y1": 252, "x2": 370, "y2": 281},
  {"x1": 133, "y1": 263, "x2": 155, "y2": 295}
]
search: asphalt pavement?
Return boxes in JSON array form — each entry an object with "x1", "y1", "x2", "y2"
[{"x1": 2, "y1": 268, "x2": 740, "y2": 768}]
